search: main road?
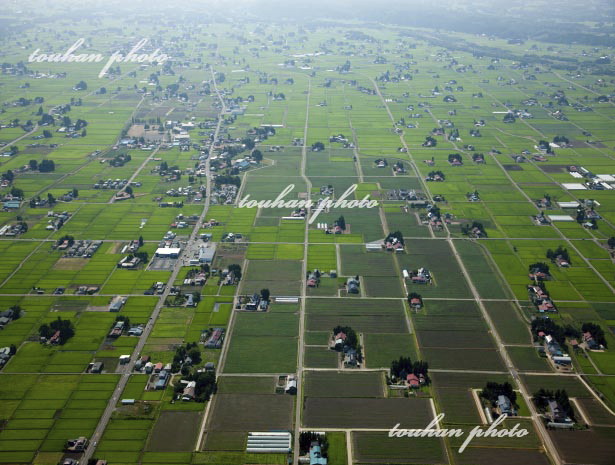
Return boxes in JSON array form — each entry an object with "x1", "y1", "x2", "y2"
[{"x1": 80, "y1": 66, "x2": 224, "y2": 465}]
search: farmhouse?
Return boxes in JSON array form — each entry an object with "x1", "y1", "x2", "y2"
[
  {"x1": 245, "y1": 293, "x2": 262, "y2": 311},
  {"x1": 65, "y1": 436, "x2": 89, "y2": 452},
  {"x1": 182, "y1": 381, "x2": 196, "y2": 401},
  {"x1": 384, "y1": 236, "x2": 404, "y2": 252},
  {"x1": 155, "y1": 370, "x2": 169, "y2": 390},
  {"x1": 583, "y1": 331, "x2": 602, "y2": 351},
  {"x1": 410, "y1": 268, "x2": 431, "y2": 284},
  {"x1": 343, "y1": 347, "x2": 358, "y2": 367},
  {"x1": 49, "y1": 330, "x2": 61, "y2": 345},
  {"x1": 109, "y1": 296, "x2": 126, "y2": 312},
  {"x1": 117, "y1": 255, "x2": 140, "y2": 269},
  {"x1": 204, "y1": 327, "x2": 225, "y2": 348},
  {"x1": 309, "y1": 441, "x2": 328, "y2": 465},
  {"x1": 547, "y1": 400, "x2": 574, "y2": 427},
  {"x1": 543, "y1": 335, "x2": 572, "y2": 367},
  {"x1": 108, "y1": 320, "x2": 125, "y2": 338},
  {"x1": 497, "y1": 395, "x2": 516, "y2": 416},
  {"x1": 89, "y1": 361, "x2": 104, "y2": 373},
  {"x1": 406, "y1": 373, "x2": 420, "y2": 388},
  {"x1": 346, "y1": 277, "x2": 360, "y2": 294},
  {"x1": 285, "y1": 375, "x2": 298, "y2": 395},
  {"x1": 0, "y1": 346, "x2": 13, "y2": 367}
]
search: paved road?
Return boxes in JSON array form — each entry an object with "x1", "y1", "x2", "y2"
[
  {"x1": 292, "y1": 75, "x2": 312, "y2": 465},
  {"x1": 80, "y1": 72, "x2": 221, "y2": 465},
  {"x1": 109, "y1": 144, "x2": 162, "y2": 203},
  {"x1": 371, "y1": 79, "x2": 565, "y2": 465},
  {"x1": 192, "y1": 65, "x2": 230, "y2": 451}
]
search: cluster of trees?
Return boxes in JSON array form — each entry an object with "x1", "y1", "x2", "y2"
[
  {"x1": 251, "y1": 149, "x2": 263, "y2": 163},
  {"x1": 332, "y1": 325, "x2": 361, "y2": 361},
  {"x1": 29, "y1": 159, "x2": 55, "y2": 172},
  {"x1": 128, "y1": 251, "x2": 149, "y2": 264},
  {"x1": 214, "y1": 175, "x2": 241, "y2": 188},
  {"x1": 2, "y1": 170, "x2": 14, "y2": 183},
  {"x1": 109, "y1": 153, "x2": 131, "y2": 167},
  {"x1": 311, "y1": 141, "x2": 325, "y2": 151},
  {"x1": 385, "y1": 230, "x2": 404, "y2": 246},
  {"x1": 422, "y1": 135, "x2": 437, "y2": 147},
  {"x1": 608, "y1": 237, "x2": 615, "y2": 249},
  {"x1": 298, "y1": 432, "x2": 328, "y2": 456},
  {"x1": 192, "y1": 371, "x2": 217, "y2": 402},
  {"x1": 533, "y1": 389, "x2": 576, "y2": 422},
  {"x1": 448, "y1": 153, "x2": 463, "y2": 163},
  {"x1": 15, "y1": 96, "x2": 43, "y2": 107},
  {"x1": 7, "y1": 186, "x2": 24, "y2": 199},
  {"x1": 480, "y1": 381, "x2": 518, "y2": 408},
  {"x1": 335, "y1": 216, "x2": 346, "y2": 231},
  {"x1": 115, "y1": 315, "x2": 130, "y2": 329},
  {"x1": 528, "y1": 262, "x2": 551, "y2": 275},
  {"x1": 173, "y1": 368, "x2": 217, "y2": 403},
  {"x1": 14, "y1": 221, "x2": 28, "y2": 234},
  {"x1": 447, "y1": 128, "x2": 460, "y2": 141},
  {"x1": 9, "y1": 305, "x2": 22, "y2": 320},
  {"x1": 39, "y1": 317, "x2": 75, "y2": 344},
  {"x1": 393, "y1": 161, "x2": 405, "y2": 171},
  {"x1": 57, "y1": 235, "x2": 75, "y2": 247},
  {"x1": 553, "y1": 135, "x2": 570, "y2": 145},
  {"x1": 159, "y1": 161, "x2": 179, "y2": 173},
  {"x1": 228, "y1": 264, "x2": 242, "y2": 281},
  {"x1": 582, "y1": 322, "x2": 607, "y2": 348},
  {"x1": 171, "y1": 342, "x2": 202, "y2": 374},
  {"x1": 546, "y1": 246, "x2": 570, "y2": 264},
  {"x1": 575, "y1": 207, "x2": 594, "y2": 226},
  {"x1": 249, "y1": 126, "x2": 276, "y2": 144},
  {"x1": 389, "y1": 356, "x2": 430, "y2": 384},
  {"x1": 39, "y1": 114, "x2": 54, "y2": 126},
  {"x1": 4, "y1": 146, "x2": 19, "y2": 156},
  {"x1": 190, "y1": 371, "x2": 217, "y2": 402},
  {"x1": 461, "y1": 221, "x2": 487, "y2": 237},
  {"x1": 407, "y1": 292, "x2": 423, "y2": 306},
  {"x1": 531, "y1": 317, "x2": 579, "y2": 347},
  {"x1": 503, "y1": 112, "x2": 516, "y2": 123},
  {"x1": 74, "y1": 119, "x2": 88, "y2": 131},
  {"x1": 538, "y1": 140, "x2": 554, "y2": 154},
  {"x1": 242, "y1": 138, "x2": 255, "y2": 150},
  {"x1": 74, "y1": 81, "x2": 87, "y2": 90},
  {"x1": 260, "y1": 288, "x2": 270, "y2": 302},
  {"x1": 336, "y1": 60, "x2": 351, "y2": 73}
]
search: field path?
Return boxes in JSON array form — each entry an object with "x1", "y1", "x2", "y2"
[{"x1": 370, "y1": 76, "x2": 565, "y2": 465}]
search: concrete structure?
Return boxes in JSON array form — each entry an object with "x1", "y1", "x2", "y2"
[
  {"x1": 198, "y1": 244, "x2": 216, "y2": 263},
  {"x1": 155, "y1": 247, "x2": 181, "y2": 258}
]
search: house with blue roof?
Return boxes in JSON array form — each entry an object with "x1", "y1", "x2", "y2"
[{"x1": 309, "y1": 441, "x2": 327, "y2": 465}]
